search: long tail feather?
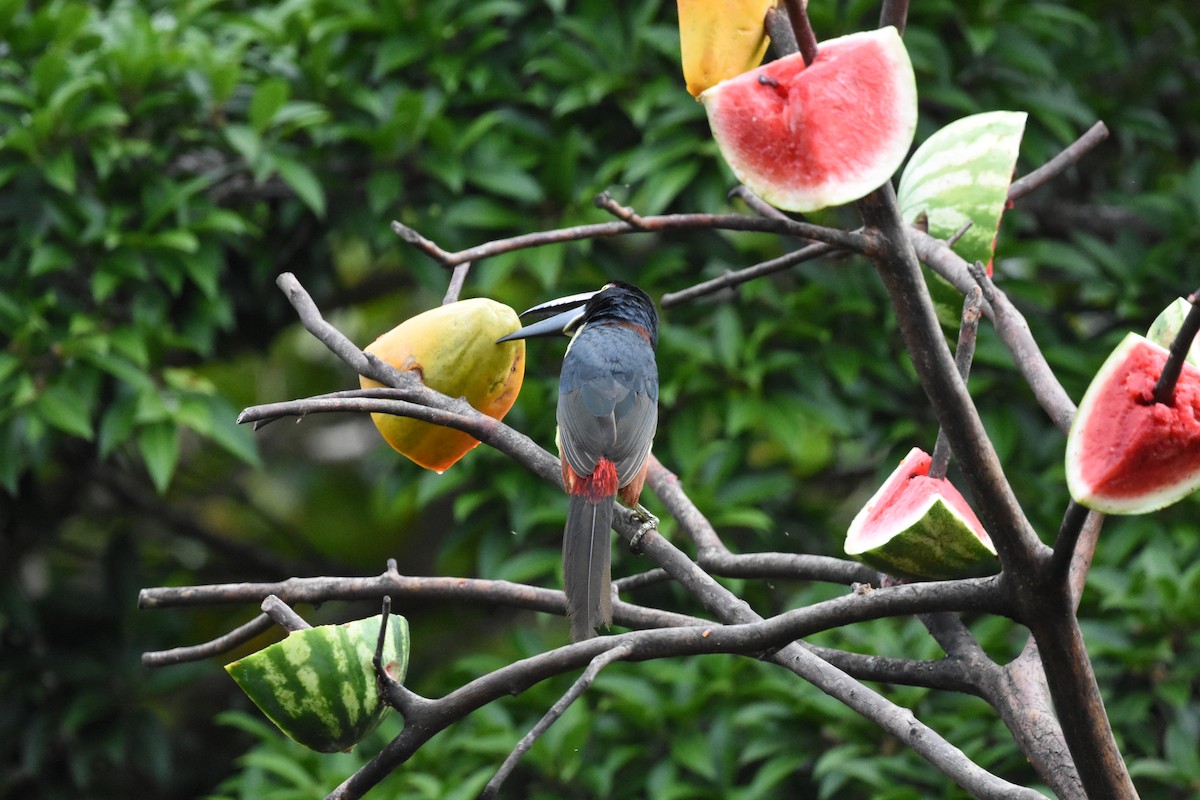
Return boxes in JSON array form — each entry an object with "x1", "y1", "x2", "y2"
[{"x1": 563, "y1": 494, "x2": 613, "y2": 642}]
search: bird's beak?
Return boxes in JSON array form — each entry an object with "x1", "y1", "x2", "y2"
[{"x1": 496, "y1": 289, "x2": 598, "y2": 343}]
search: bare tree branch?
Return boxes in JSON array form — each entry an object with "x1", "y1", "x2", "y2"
[
  {"x1": 857, "y1": 182, "x2": 1136, "y2": 799},
  {"x1": 390, "y1": 210, "x2": 865, "y2": 268},
  {"x1": 261, "y1": 594, "x2": 312, "y2": 631},
  {"x1": 660, "y1": 241, "x2": 840, "y2": 308},
  {"x1": 1007, "y1": 121, "x2": 1110, "y2": 203},
  {"x1": 141, "y1": 613, "x2": 275, "y2": 668},
  {"x1": 331, "y1": 615, "x2": 1042, "y2": 800},
  {"x1": 809, "y1": 645, "x2": 982, "y2": 695},
  {"x1": 662, "y1": 121, "x2": 1110, "y2": 310},
  {"x1": 442, "y1": 262, "x2": 471, "y2": 304},
  {"x1": 728, "y1": 184, "x2": 793, "y2": 221},
  {"x1": 983, "y1": 639, "x2": 1086, "y2": 800},
  {"x1": 911, "y1": 231, "x2": 1078, "y2": 434},
  {"x1": 159, "y1": 272, "x2": 1075, "y2": 799},
  {"x1": 878, "y1": 0, "x2": 910, "y2": 32},
  {"x1": 482, "y1": 645, "x2": 634, "y2": 799},
  {"x1": 929, "y1": 285, "x2": 983, "y2": 480}
]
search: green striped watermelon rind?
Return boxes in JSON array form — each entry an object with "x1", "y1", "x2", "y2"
[
  {"x1": 897, "y1": 110, "x2": 1027, "y2": 271},
  {"x1": 225, "y1": 614, "x2": 410, "y2": 753},
  {"x1": 849, "y1": 494, "x2": 997, "y2": 580},
  {"x1": 845, "y1": 447, "x2": 998, "y2": 581},
  {"x1": 1146, "y1": 297, "x2": 1200, "y2": 366}
]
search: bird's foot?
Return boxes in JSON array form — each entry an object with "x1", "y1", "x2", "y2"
[{"x1": 628, "y1": 505, "x2": 659, "y2": 553}]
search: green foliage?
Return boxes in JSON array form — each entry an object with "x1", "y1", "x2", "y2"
[{"x1": 4, "y1": 0, "x2": 1200, "y2": 797}]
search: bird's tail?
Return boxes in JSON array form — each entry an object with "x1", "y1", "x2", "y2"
[{"x1": 563, "y1": 492, "x2": 614, "y2": 642}]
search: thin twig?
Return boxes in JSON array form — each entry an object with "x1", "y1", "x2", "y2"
[
  {"x1": 1151, "y1": 287, "x2": 1200, "y2": 405},
  {"x1": 442, "y1": 263, "x2": 471, "y2": 304},
  {"x1": 945, "y1": 219, "x2": 974, "y2": 248},
  {"x1": 390, "y1": 213, "x2": 865, "y2": 267},
  {"x1": 878, "y1": 0, "x2": 910, "y2": 32},
  {"x1": 275, "y1": 273, "x2": 412, "y2": 388},
  {"x1": 929, "y1": 285, "x2": 984, "y2": 480},
  {"x1": 594, "y1": 191, "x2": 646, "y2": 225},
  {"x1": 482, "y1": 645, "x2": 633, "y2": 798},
  {"x1": 1007, "y1": 121, "x2": 1110, "y2": 203},
  {"x1": 372, "y1": 595, "x2": 392, "y2": 677},
  {"x1": 912, "y1": 230, "x2": 1078, "y2": 434},
  {"x1": 613, "y1": 568, "x2": 670, "y2": 593},
  {"x1": 141, "y1": 612, "x2": 275, "y2": 667},
  {"x1": 781, "y1": 0, "x2": 818, "y2": 65},
  {"x1": 728, "y1": 185, "x2": 793, "y2": 221},
  {"x1": 660, "y1": 241, "x2": 839, "y2": 308},
  {"x1": 1049, "y1": 501, "x2": 1093, "y2": 587},
  {"x1": 810, "y1": 645, "x2": 982, "y2": 695},
  {"x1": 261, "y1": 594, "x2": 312, "y2": 631}
]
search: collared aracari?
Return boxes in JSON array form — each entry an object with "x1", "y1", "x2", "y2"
[{"x1": 498, "y1": 282, "x2": 659, "y2": 641}]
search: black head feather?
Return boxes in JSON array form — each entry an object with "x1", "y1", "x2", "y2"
[{"x1": 578, "y1": 282, "x2": 658, "y2": 348}]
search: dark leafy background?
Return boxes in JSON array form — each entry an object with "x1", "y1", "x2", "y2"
[{"x1": 2, "y1": 0, "x2": 1198, "y2": 797}]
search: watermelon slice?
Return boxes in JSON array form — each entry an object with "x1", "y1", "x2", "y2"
[
  {"x1": 1066, "y1": 333, "x2": 1200, "y2": 514},
  {"x1": 226, "y1": 614, "x2": 409, "y2": 752},
  {"x1": 896, "y1": 111, "x2": 1027, "y2": 275},
  {"x1": 699, "y1": 26, "x2": 917, "y2": 213},
  {"x1": 1146, "y1": 297, "x2": 1200, "y2": 367},
  {"x1": 845, "y1": 447, "x2": 998, "y2": 580}
]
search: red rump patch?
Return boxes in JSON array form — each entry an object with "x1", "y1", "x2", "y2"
[{"x1": 567, "y1": 457, "x2": 619, "y2": 505}]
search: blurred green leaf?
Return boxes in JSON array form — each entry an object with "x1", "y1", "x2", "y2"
[
  {"x1": 138, "y1": 422, "x2": 179, "y2": 493},
  {"x1": 274, "y1": 156, "x2": 326, "y2": 219}
]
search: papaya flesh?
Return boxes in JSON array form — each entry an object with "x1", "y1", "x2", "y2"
[{"x1": 360, "y1": 298, "x2": 525, "y2": 472}]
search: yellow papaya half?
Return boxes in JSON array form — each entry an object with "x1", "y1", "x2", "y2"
[
  {"x1": 678, "y1": 0, "x2": 775, "y2": 97},
  {"x1": 360, "y1": 298, "x2": 525, "y2": 472}
]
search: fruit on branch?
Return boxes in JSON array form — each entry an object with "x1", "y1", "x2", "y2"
[
  {"x1": 225, "y1": 614, "x2": 410, "y2": 753},
  {"x1": 699, "y1": 26, "x2": 917, "y2": 213},
  {"x1": 845, "y1": 447, "x2": 997, "y2": 580},
  {"x1": 897, "y1": 111, "x2": 1027, "y2": 275},
  {"x1": 360, "y1": 299, "x2": 525, "y2": 472},
  {"x1": 677, "y1": 0, "x2": 774, "y2": 97},
  {"x1": 1066, "y1": 332, "x2": 1200, "y2": 514},
  {"x1": 1146, "y1": 297, "x2": 1200, "y2": 366}
]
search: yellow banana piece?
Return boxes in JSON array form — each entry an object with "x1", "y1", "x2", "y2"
[{"x1": 678, "y1": 0, "x2": 776, "y2": 97}]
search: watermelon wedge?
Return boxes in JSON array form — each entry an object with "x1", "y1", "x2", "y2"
[
  {"x1": 226, "y1": 614, "x2": 410, "y2": 752},
  {"x1": 845, "y1": 447, "x2": 997, "y2": 580},
  {"x1": 896, "y1": 111, "x2": 1027, "y2": 275},
  {"x1": 699, "y1": 26, "x2": 917, "y2": 213},
  {"x1": 1066, "y1": 333, "x2": 1200, "y2": 514},
  {"x1": 1146, "y1": 297, "x2": 1200, "y2": 367}
]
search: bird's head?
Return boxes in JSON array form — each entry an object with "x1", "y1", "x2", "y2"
[{"x1": 497, "y1": 281, "x2": 658, "y2": 348}]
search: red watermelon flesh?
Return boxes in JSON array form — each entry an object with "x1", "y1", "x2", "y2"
[
  {"x1": 1066, "y1": 333, "x2": 1200, "y2": 514},
  {"x1": 846, "y1": 447, "x2": 996, "y2": 581},
  {"x1": 700, "y1": 26, "x2": 917, "y2": 213}
]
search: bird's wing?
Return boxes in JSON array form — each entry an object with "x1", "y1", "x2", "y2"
[
  {"x1": 557, "y1": 328, "x2": 658, "y2": 487},
  {"x1": 609, "y1": 391, "x2": 657, "y2": 488},
  {"x1": 557, "y1": 383, "x2": 616, "y2": 477}
]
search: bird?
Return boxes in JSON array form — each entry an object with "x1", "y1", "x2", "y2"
[{"x1": 498, "y1": 282, "x2": 659, "y2": 641}]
